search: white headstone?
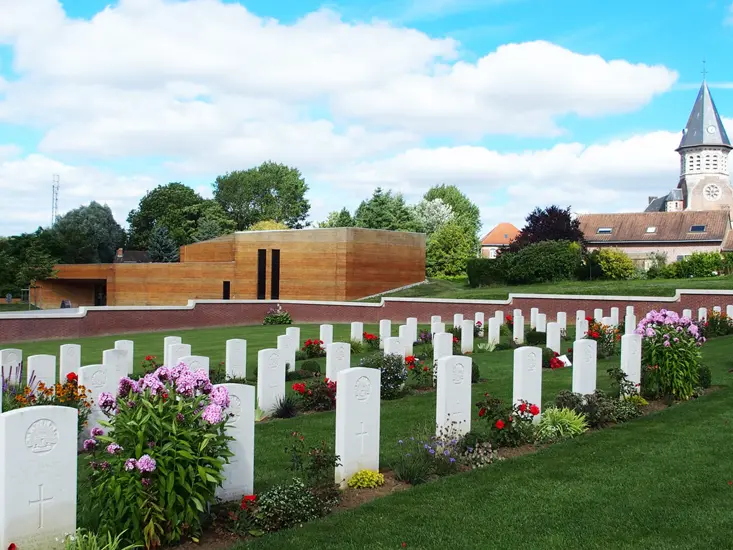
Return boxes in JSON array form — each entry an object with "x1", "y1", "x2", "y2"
[
  {"x1": 698, "y1": 308, "x2": 708, "y2": 322},
  {"x1": 557, "y1": 312, "x2": 567, "y2": 332},
  {"x1": 0, "y1": 348, "x2": 22, "y2": 375},
  {"x1": 102, "y1": 349, "x2": 127, "y2": 383},
  {"x1": 494, "y1": 310, "x2": 505, "y2": 325},
  {"x1": 216, "y1": 383, "x2": 255, "y2": 501},
  {"x1": 225, "y1": 339, "x2": 247, "y2": 380},
  {"x1": 460, "y1": 319, "x2": 474, "y2": 354},
  {"x1": 593, "y1": 308, "x2": 603, "y2": 321},
  {"x1": 319, "y1": 324, "x2": 334, "y2": 347},
  {"x1": 474, "y1": 312, "x2": 485, "y2": 336},
  {"x1": 167, "y1": 343, "x2": 191, "y2": 368},
  {"x1": 727, "y1": 305, "x2": 733, "y2": 318},
  {"x1": 530, "y1": 308, "x2": 539, "y2": 329},
  {"x1": 256, "y1": 349, "x2": 285, "y2": 414},
  {"x1": 59, "y1": 344, "x2": 81, "y2": 380},
  {"x1": 488, "y1": 317, "x2": 500, "y2": 346},
  {"x1": 179, "y1": 355, "x2": 210, "y2": 376},
  {"x1": 27, "y1": 355, "x2": 55, "y2": 387},
  {"x1": 350, "y1": 322, "x2": 364, "y2": 343},
  {"x1": 626, "y1": 305, "x2": 634, "y2": 316},
  {"x1": 512, "y1": 347, "x2": 542, "y2": 420},
  {"x1": 326, "y1": 342, "x2": 351, "y2": 381},
  {"x1": 379, "y1": 320, "x2": 391, "y2": 350},
  {"x1": 602, "y1": 316, "x2": 614, "y2": 327},
  {"x1": 163, "y1": 336, "x2": 182, "y2": 367},
  {"x1": 383, "y1": 337, "x2": 404, "y2": 360},
  {"x1": 453, "y1": 313, "x2": 464, "y2": 329},
  {"x1": 610, "y1": 307, "x2": 620, "y2": 326},
  {"x1": 572, "y1": 339, "x2": 597, "y2": 395},
  {"x1": 546, "y1": 322, "x2": 561, "y2": 353},
  {"x1": 335, "y1": 367, "x2": 380, "y2": 487},
  {"x1": 713, "y1": 306, "x2": 722, "y2": 313},
  {"x1": 513, "y1": 314, "x2": 525, "y2": 344},
  {"x1": 576, "y1": 318, "x2": 589, "y2": 341},
  {"x1": 433, "y1": 332, "x2": 452, "y2": 367},
  {"x1": 682, "y1": 308, "x2": 692, "y2": 320},
  {"x1": 624, "y1": 313, "x2": 637, "y2": 335},
  {"x1": 620, "y1": 334, "x2": 642, "y2": 389},
  {"x1": 436, "y1": 355, "x2": 472, "y2": 437},
  {"x1": 113, "y1": 340, "x2": 134, "y2": 375},
  {"x1": 513, "y1": 308, "x2": 522, "y2": 323},
  {"x1": 575, "y1": 310, "x2": 586, "y2": 327},
  {"x1": 398, "y1": 325, "x2": 413, "y2": 357},
  {"x1": 431, "y1": 321, "x2": 445, "y2": 336},
  {"x1": 285, "y1": 327, "x2": 300, "y2": 350},
  {"x1": 431, "y1": 315, "x2": 441, "y2": 325},
  {"x1": 0, "y1": 406, "x2": 78, "y2": 550},
  {"x1": 277, "y1": 334, "x2": 296, "y2": 373},
  {"x1": 78, "y1": 364, "x2": 116, "y2": 439},
  {"x1": 536, "y1": 313, "x2": 547, "y2": 333},
  {"x1": 406, "y1": 317, "x2": 418, "y2": 343}
]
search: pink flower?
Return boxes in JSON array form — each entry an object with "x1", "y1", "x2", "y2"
[{"x1": 201, "y1": 403, "x2": 223, "y2": 424}]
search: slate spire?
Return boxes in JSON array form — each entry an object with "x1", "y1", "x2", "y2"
[{"x1": 677, "y1": 80, "x2": 732, "y2": 150}]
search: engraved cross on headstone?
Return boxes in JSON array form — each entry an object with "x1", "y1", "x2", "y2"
[
  {"x1": 29, "y1": 483, "x2": 53, "y2": 529},
  {"x1": 355, "y1": 421, "x2": 368, "y2": 454}
]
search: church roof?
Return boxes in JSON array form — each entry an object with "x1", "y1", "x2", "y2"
[
  {"x1": 579, "y1": 211, "x2": 729, "y2": 244},
  {"x1": 644, "y1": 189, "x2": 684, "y2": 212},
  {"x1": 677, "y1": 81, "x2": 731, "y2": 150}
]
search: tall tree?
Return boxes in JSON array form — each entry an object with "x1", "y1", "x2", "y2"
[
  {"x1": 213, "y1": 162, "x2": 310, "y2": 230},
  {"x1": 52, "y1": 202, "x2": 126, "y2": 264},
  {"x1": 318, "y1": 208, "x2": 355, "y2": 228},
  {"x1": 425, "y1": 220, "x2": 477, "y2": 277},
  {"x1": 423, "y1": 184, "x2": 481, "y2": 235},
  {"x1": 183, "y1": 200, "x2": 236, "y2": 241},
  {"x1": 13, "y1": 241, "x2": 58, "y2": 288},
  {"x1": 148, "y1": 226, "x2": 180, "y2": 263},
  {"x1": 248, "y1": 220, "x2": 288, "y2": 231},
  {"x1": 509, "y1": 205, "x2": 585, "y2": 253},
  {"x1": 354, "y1": 188, "x2": 415, "y2": 231},
  {"x1": 127, "y1": 183, "x2": 205, "y2": 249},
  {"x1": 410, "y1": 198, "x2": 454, "y2": 236}
]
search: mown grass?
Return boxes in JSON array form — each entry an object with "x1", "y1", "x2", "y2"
[{"x1": 363, "y1": 276, "x2": 733, "y2": 301}]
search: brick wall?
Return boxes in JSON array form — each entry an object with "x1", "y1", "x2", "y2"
[{"x1": 1, "y1": 291, "x2": 732, "y2": 343}]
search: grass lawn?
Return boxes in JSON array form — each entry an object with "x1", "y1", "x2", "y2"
[
  {"x1": 364, "y1": 276, "x2": 733, "y2": 301},
  {"x1": 0, "y1": 302, "x2": 38, "y2": 312}
]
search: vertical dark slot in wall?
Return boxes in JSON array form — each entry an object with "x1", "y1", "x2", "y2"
[
  {"x1": 257, "y1": 249, "x2": 267, "y2": 299},
  {"x1": 270, "y1": 249, "x2": 281, "y2": 300},
  {"x1": 222, "y1": 281, "x2": 231, "y2": 300}
]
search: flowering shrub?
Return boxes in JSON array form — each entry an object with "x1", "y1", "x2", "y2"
[
  {"x1": 141, "y1": 354, "x2": 161, "y2": 375},
  {"x1": 263, "y1": 303, "x2": 293, "y2": 325},
  {"x1": 359, "y1": 354, "x2": 407, "y2": 399},
  {"x1": 2, "y1": 369, "x2": 91, "y2": 433},
  {"x1": 505, "y1": 315, "x2": 514, "y2": 330},
  {"x1": 363, "y1": 331, "x2": 381, "y2": 350},
  {"x1": 475, "y1": 394, "x2": 538, "y2": 447},
  {"x1": 81, "y1": 365, "x2": 233, "y2": 548},
  {"x1": 636, "y1": 309, "x2": 704, "y2": 400},
  {"x1": 553, "y1": 389, "x2": 642, "y2": 427},
  {"x1": 302, "y1": 338, "x2": 326, "y2": 359},
  {"x1": 405, "y1": 355, "x2": 432, "y2": 388},
  {"x1": 473, "y1": 321, "x2": 483, "y2": 337},
  {"x1": 348, "y1": 470, "x2": 385, "y2": 489},
  {"x1": 541, "y1": 348, "x2": 564, "y2": 369},
  {"x1": 286, "y1": 432, "x2": 341, "y2": 514},
  {"x1": 417, "y1": 330, "x2": 432, "y2": 344},
  {"x1": 584, "y1": 317, "x2": 620, "y2": 356},
  {"x1": 292, "y1": 377, "x2": 337, "y2": 411},
  {"x1": 703, "y1": 311, "x2": 733, "y2": 338}
]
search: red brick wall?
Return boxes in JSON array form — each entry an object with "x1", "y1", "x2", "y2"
[{"x1": 1, "y1": 291, "x2": 732, "y2": 343}]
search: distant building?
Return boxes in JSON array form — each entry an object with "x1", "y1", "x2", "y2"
[{"x1": 480, "y1": 223, "x2": 520, "y2": 258}]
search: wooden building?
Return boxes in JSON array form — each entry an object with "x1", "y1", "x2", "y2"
[{"x1": 36, "y1": 228, "x2": 426, "y2": 307}]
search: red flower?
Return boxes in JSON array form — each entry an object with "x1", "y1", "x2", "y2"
[
  {"x1": 508, "y1": 416, "x2": 513, "y2": 422},
  {"x1": 478, "y1": 407, "x2": 486, "y2": 417},
  {"x1": 292, "y1": 383, "x2": 306, "y2": 394},
  {"x1": 405, "y1": 355, "x2": 416, "y2": 365},
  {"x1": 8, "y1": 544, "x2": 17, "y2": 550},
  {"x1": 407, "y1": 364, "x2": 414, "y2": 370},
  {"x1": 240, "y1": 494, "x2": 256, "y2": 509},
  {"x1": 476, "y1": 321, "x2": 482, "y2": 326},
  {"x1": 586, "y1": 316, "x2": 593, "y2": 322},
  {"x1": 529, "y1": 404, "x2": 540, "y2": 416},
  {"x1": 519, "y1": 402, "x2": 527, "y2": 413},
  {"x1": 145, "y1": 355, "x2": 153, "y2": 361},
  {"x1": 423, "y1": 366, "x2": 428, "y2": 372},
  {"x1": 402, "y1": 544, "x2": 407, "y2": 548},
  {"x1": 506, "y1": 315, "x2": 513, "y2": 322},
  {"x1": 495, "y1": 419, "x2": 505, "y2": 430},
  {"x1": 452, "y1": 337, "x2": 459, "y2": 343},
  {"x1": 567, "y1": 348, "x2": 573, "y2": 353},
  {"x1": 66, "y1": 372, "x2": 78, "y2": 383}
]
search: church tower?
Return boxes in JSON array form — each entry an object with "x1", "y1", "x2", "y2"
[{"x1": 677, "y1": 80, "x2": 733, "y2": 212}]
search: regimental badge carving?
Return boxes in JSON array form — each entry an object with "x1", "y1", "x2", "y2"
[
  {"x1": 25, "y1": 419, "x2": 59, "y2": 454},
  {"x1": 452, "y1": 363, "x2": 465, "y2": 384},
  {"x1": 6, "y1": 352, "x2": 19, "y2": 366},
  {"x1": 354, "y1": 376, "x2": 371, "y2": 401},
  {"x1": 269, "y1": 352, "x2": 280, "y2": 369},
  {"x1": 228, "y1": 394, "x2": 242, "y2": 423},
  {"x1": 527, "y1": 351, "x2": 537, "y2": 372},
  {"x1": 91, "y1": 369, "x2": 107, "y2": 388},
  {"x1": 335, "y1": 346, "x2": 346, "y2": 361},
  {"x1": 584, "y1": 344, "x2": 593, "y2": 363}
]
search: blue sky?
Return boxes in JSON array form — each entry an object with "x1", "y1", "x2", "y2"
[{"x1": 1, "y1": 0, "x2": 733, "y2": 236}]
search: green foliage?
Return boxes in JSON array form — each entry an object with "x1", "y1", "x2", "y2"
[
  {"x1": 505, "y1": 240, "x2": 581, "y2": 284},
  {"x1": 13, "y1": 240, "x2": 59, "y2": 287},
  {"x1": 426, "y1": 220, "x2": 478, "y2": 277},
  {"x1": 389, "y1": 437, "x2": 434, "y2": 485},
  {"x1": 147, "y1": 225, "x2": 180, "y2": 263},
  {"x1": 525, "y1": 328, "x2": 546, "y2": 346},
  {"x1": 674, "y1": 252, "x2": 724, "y2": 278},
  {"x1": 697, "y1": 364, "x2": 712, "y2": 389},
  {"x1": 466, "y1": 257, "x2": 506, "y2": 287},
  {"x1": 190, "y1": 202, "x2": 236, "y2": 242},
  {"x1": 359, "y1": 353, "x2": 408, "y2": 399},
  {"x1": 249, "y1": 219, "x2": 289, "y2": 231},
  {"x1": 553, "y1": 389, "x2": 642, "y2": 428},
  {"x1": 536, "y1": 407, "x2": 589, "y2": 442},
  {"x1": 255, "y1": 478, "x2": 323, "y2": 532},
  {"x1": 301, "y1": 360, "x2": 322, "y2": 375},
  {"x1": 271, "y1": 394, "x2": 299, "y2": 418},
  {"x1": 285, "y1": 369, "x2": 315, "y2": 381},
  {"x1": 423, "y1": 184, "x2": 481, "y2": 235},
  {"x1": 291, "y1": 377, "x2": 337, "y2": 412},
  {"x1": 722, "y1": 252, "x2": 733, "y2": 274},
  {"x1": 63, "y1": 529, "x2": 142, "y2": 549},
  {"x1": 471, "y1": 361, "x2": 480, "y2": 383},
  {"x1": 52, "y1": 202, "x2": 126, "y2": 264},
  {"x1": 353, "y1": 187, "x2": 415, "y2": 231},
  {"x1": 81, "y1": 368, "x2": 232, "y2": 548},
  {"x1": 319, "y1": 208, "x2": 355, "y2": 228},
  {"x1": 410, "y1": 198, "x2": 454, "y2": 236},
  {"x1": 645, "y1": 252, "x2": 668, "y2": 279},
  {"x1": 347, "y1": 469, "x2": 385, "y2": 489},
  {"x1": 350, "y1": 340, "x2": 365, "y2": 354},
  {"x1": 214, "y1": 162, "x2": 310, "y2": 230},
  {"x1": 475, "y1": 394, "x2": 538, "y2": 447},
  {"x1": 509, "y1": 205, "x2": 585, "y2": 253},
  {"x1": 262, "y1": 304, "x2": 292, "y2": 325},
  {"x1": 596, "y1": 248, "x2": 635, "y2": 280},
  {"x1": 702, "y1": 311, "x2": 733, "y2": 338}
]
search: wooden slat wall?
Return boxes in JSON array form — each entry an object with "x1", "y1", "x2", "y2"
[{"x1": 180, "y1": 236, "x2": 235, "y2": 263}]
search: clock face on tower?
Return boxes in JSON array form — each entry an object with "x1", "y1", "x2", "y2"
[
  {"x1": 707, "y1": 125, "x2": 717, "y2": 134},
  {"x1": 704, "y1": 183, "x2": 722, "y2": 201}
]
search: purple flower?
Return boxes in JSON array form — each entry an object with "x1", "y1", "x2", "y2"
[
  {"x1": 106, "y1": 443, "x2": 123, "y2": 455},
  {"x1": 91, "y1": 427, "x2": 104, "y2": 437},
  {"x1": 140, "y1": 373, "x2": 165, "y2": 396},
  {"x1": 83, "y1": 438, "x2": 97, "y2": 452},
  {"x1": 118, "y1": 377, "x2": 140, "y2": 397},
  {"x1": 141, "y1": 478, "x2": 152, "y2": 487},
  {"x1": 97, "y1": 392, "x2": 115, "y2": 410},
  {"x1": 100, "y1": 461, "x2": 110, "y2": 471},
  {"x1": 663, "y1": 340, "x2": 671, "y2": 347},
  {"x1": 136, "y1": 454, "x2": 157, "y2": 473},
  {"x1": 176, "y1": 412, "x2": 185, "y2": 423},
  {"x1": 147, "y1": 441, "x2": 156, "y2": 448},
  {"x1": 153, "y1": 366, "x2": 171, "y2": 382},
  {"x1": 645, "y1": 328, "x2": 655, "y2": 338},
  {"x1": 210, "y1": 386, "x2": 230, "y2": 408},
  {"x1": 124, "y1": 458, "x2": 137, "y2": 471},
  {"x1": 201, "y1": 403, "x2": 223, "y2": 424},
  {"x1": 449, "y1": 457, "x2": 456, "y2": 463},
  {"x1": 175, "y1": 371, "x2": 196, "y2": 397}
]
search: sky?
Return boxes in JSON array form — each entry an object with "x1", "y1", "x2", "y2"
[{"x1": 2, "y1": 0, "x2": 733, "y2": 237}]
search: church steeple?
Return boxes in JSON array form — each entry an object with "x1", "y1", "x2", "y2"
[{"x1": 677, "y1": 80, "x2": 732, "y2": 151}]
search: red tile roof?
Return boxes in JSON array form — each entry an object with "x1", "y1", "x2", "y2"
[{"x1": 481, "y1": 223, "x2": 520, "y2": 246}]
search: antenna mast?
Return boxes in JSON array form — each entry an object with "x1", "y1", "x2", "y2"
[{"x1": 51, "y1": 174, "x2": 60, "y2": 226}]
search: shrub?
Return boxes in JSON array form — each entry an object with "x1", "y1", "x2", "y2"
[
  {"x1": 140, "y1": 354, "x2": 162, "y2": 375},
  {"x1": 674, "y1": 252, "x2": 724, "y2": 278},
  {"x1": 291, "y1": 377, "x2": 337, "y2": 412},
  {"x1": 703, "y1": 311, "x2": 733, "y2": 338},
  {"x1": 466, "y1": 257, "x2": 506, "y2": 287},
  {"x1": 363, "y1": 331, "x2": 380, "y2": 350},
  {"x1": 62, "y1": 530, "x2": 140, "y2": 550},
  {"x1": 606, "y1": 365, "x2": 638, "y2": 398},
  {"x1": 645, "y1": 252, "x2": 667, "y2": 279},
  {"x1": 658, "y1": 263, "x2": 678, "y2": 278},
  {"x1": 406, "y1": 355, "x2": 433, "y2": 388},
  {"x1": 302, "y1": 338, "x2": 326, "y2": 359},
  {"x1": 255, "y1": 478, "x2": 323, "y2": 532},
  {"x1": 471, "y1": 361, "x2": 480, "y2": 383},
  {"x1": 301, "y1": 360, "x2": 322, "y2": 374},
  {"x1": 555, "y1": 389, "x2": 642, "y2": 428},
  {"x1": 350, "y1": 340, "x2": 365, "y2": 354},
  {"x1": 360, "y1": 353, "x2": 408, "y2": 399},
  {"x1": 536, "y1": 407, "x2": 589, "y2": 442},
  {"x1": 286, "y1": 431, "x2": 341, "y2": 513},
  {"x1": 585, "y1": 317, "x2": 620, "y2": 357},
  {"x1": 624, "y1": 394, "x2": 649, "y2": 407},
  {"x1": 475, "y1": 394, "x2": 538, "y2": 447},
  {"x1": 597, "y1": 248, "x2": 635, "y2": 280},
  {"x1": 697, "y1": 364, "x2": 712, "y2": 389},
  {"x1": 505, "y1": 240, "x2": 581, "y2": 285},
  {"x1": 503, "y1": 316, "x2": 514, "y2": 332},
  {"x1": 390, "y1": 437, "x2": 434, "y2": 485},
  {"x1": 348, "y1": 470, "x2": 385, "y2": 489},
  {"x1": 637, "y1": 309, "x2": 704, "y2": 400},
  {"x1": 295, "y1": 350, "x2": 307, "y2": 361},
  {"x1": 272, "y1": 394, "x2": 299, "y2": 418},
  {"x1": 541, "y1": 347, "x2": 564, "y2": 369},
  {"x1": 525, "y1": 329, "x2": 545, "y2": 346},
  {"x1": 81, "y1": 367, "x2": 232, "y2": 548},
  {"x1": 286, "y1": 369, "x2": 315, "y2": 381},
  {"x1": 418, "y1": 329, "x2": 433, "y2": 344},
  {"x1": 263, "y1": 303, "x2": 292, "y2": 325}
]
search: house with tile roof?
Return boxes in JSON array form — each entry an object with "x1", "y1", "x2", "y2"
[{"x1": 480, "y1": 222, "x2": 520, "y2": 258}]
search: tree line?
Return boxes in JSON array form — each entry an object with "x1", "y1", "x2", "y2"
[{"x1": 0, "y1": 162, "x2": 483, "y2": 296}]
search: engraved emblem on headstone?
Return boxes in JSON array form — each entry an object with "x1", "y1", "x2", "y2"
[
  {"x1": 354, "y1": 376, "x2": 371, "y2": 401},
  {"x1": 25, "y1": 419, "x2": 59, "y2": 454}
]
